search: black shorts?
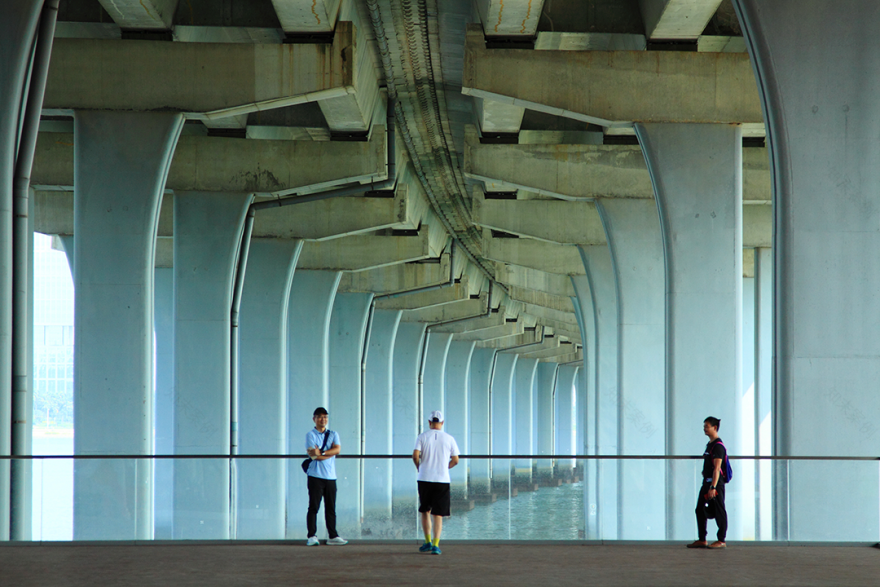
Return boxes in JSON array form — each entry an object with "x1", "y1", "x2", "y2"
[{"x1": 417, "y1": 481, "x2": 451, "y2": 517}]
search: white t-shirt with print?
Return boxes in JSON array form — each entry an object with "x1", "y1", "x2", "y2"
[{"x1": 413, "y1": 429, "x2": 460, "y2": 483}]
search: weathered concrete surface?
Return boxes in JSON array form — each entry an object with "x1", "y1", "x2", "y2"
[
  {"x1": 507, "y1": 286, "x2": 575, "y2": 315},
  {"x1": 400, "y1": 294, "x2": 488, "y2": 324},
  {"x1": 494, "y1": 264, "x2": 576, "y2": 298},
  {"x1": 374, "y1": 277, "x2": 470, "y2": 311},
  {"x1": 98, "y1": 0, "x2": 178, "y2": 30},
  {"x1": 473, "y1": 187, "x2": 605, "y2": 244},
  {"x1": 476, "y1": 0, "x2": 545, "y2": 36},
  {"x1": 639, "y1": 0, "x2": 724, "y2": 40},
  {"x1": 482, "y1": 231, "x2": 585, "y2": 275},
  {"x1": 337, "y1": 255, "x2": 450, "y2": 294},
  {"x1": 45, "y1": 23, "x2": 360, "y2": 116},
  {"x1": 295, "y1": 227, "x2": 430, "y2": 271},
  {"x1": 465, "y1": 126, "x2": 772, "y2": 202},
  {"x1": 271, "y1": 0, "x2": 341, "y2": 33},
  {"x1": 33, "y1": 128, "x2": 385, "y2": 194},
  {"x1": 452, "y1": 319, "x2": 523, "y2": 342},
  {"x1": 463, "y1": 24, "x2": 763, "y2": 125}
]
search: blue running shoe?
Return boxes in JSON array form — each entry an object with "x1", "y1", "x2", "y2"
[
  {"x1": 431, "y1": 545, "x2": 441, "y2": 555},
  {"x1": 419, "y1": 542, "x2": 432, "y2": 552}
]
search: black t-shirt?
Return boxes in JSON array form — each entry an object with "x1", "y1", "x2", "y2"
[{"x1": 702, "y1": 438, "x2": 726, "y2": 481}]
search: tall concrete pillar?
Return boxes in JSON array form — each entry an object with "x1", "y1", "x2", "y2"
[
  {"x1": 328, "y1": 292, "x2": 373, "y2": 538},
  {"x1": 0, "y1": 0, "x2": 42, "y2": 541},
  {"x1": 173, "y1": 191, "x2": 252, "y2": 539},
  {"x1": 571, "y1": 274, "x2": 598, "y2": 538},
  {"x1": 754, "y1": 247, "x2": 773, "y2": 540},
  {"x1": 363, "y1": 308, "x2": 401, "y2": 536},
  {"x1": 596, "y1": 198, "x2": 665, "y2": 540},
  {"x1": 391, "y1": 322, "x2": 426, "y2": 527},
  {"x1": 636, "y1": 123, "x2": 743, "y2": 540},
  {"x1": 73, "y1": 111, "x2": 184, "y2": 540},
  {"x1": 491, "y1": 353, "x2": 517, "y2": 492},
  {"x1": 468, "y1": 347, "x2": 495, "y2": 494},
  {"x1": 153, "y1": 267, "x2": 174, "y2": 539},
  {"x1": 735, "y1": 0, "x2": 880, "y2": 541},
  {"x1": 554, "y1": 365, "x2": 577, "y2": 467},
  {"x1": 445, "y1": 340, "x2": 475, "y2": 499},
  {"x1": 421, "y1": 332, "x2": 453, "y2": 423},
  {"x1": 286, "y1": 270, "x2": 340, "y2": 539},
  {"x1": 236, "y1": 238, "x2": 302, "y2": 539},
  {"x1": 513, "y1": 357, "x2": 538, "y2": 479},
  {"x1": 535, "y1": 362, "x2": 557, "y2": 480},
  {"x1": 578, "y1": 245, "x2": 619, "y2": 539},
  {"x1": 741, "y1": 254, "x2": 757, "y2": 541}
]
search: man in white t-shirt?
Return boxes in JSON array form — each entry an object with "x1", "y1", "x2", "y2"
[{"x1": 412, "y1": 410, "x2": 460, "y2": 555}]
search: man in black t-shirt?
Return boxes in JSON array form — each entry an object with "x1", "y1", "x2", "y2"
[{"x1": 686, "y1": 416, "x2": 728, "y2": 549}]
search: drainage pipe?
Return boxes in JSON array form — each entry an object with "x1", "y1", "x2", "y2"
[{"x1": 10, "y1": 0, "x2": 60, "y2": 541}]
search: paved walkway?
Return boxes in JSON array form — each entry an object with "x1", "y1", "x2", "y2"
[{"x1": 2, "y1": 541, "x2": 877, "y2": 586}]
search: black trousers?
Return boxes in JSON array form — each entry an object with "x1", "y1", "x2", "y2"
[
  {"x1": 695, "y1": 481, "x2": 727, "y2": 541},
  {"x1": 307, "y1": 476, "x2": 338, "y2": 538}
]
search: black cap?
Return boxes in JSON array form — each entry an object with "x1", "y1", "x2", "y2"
[{"x1": 313, "y1": 407, "x2": 328, "y2": 416}]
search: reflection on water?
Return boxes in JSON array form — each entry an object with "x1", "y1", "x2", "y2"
[{"x1": 444, "y1": 480, "x2": 585, "y2": 540}]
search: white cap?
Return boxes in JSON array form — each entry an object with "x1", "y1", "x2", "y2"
[{"x1": 429, "y1": 410, "x2": 444, "y2": 423}]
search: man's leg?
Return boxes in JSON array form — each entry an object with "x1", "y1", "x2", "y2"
[
  {"x1": 432, "y1": 515, "x2": 443, "y2": 545},
  {"x1": 323, "y1": 479, "x2": 338, "y2": 538},
  {"x1": 688, "y1": 484, "x2": 709, "y2": 548},
  {"x1": 712, "y1": 483, "x2": 728, "y2": 544},
  {"x1": 306, "y1": 476, "x2": 323, "y2": 538},
  {"x1": 420, "y1": 511, "x2": 432, "y2": 541}
]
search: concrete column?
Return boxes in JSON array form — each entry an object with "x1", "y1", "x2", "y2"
[
  {"x1": 636, "y1": 123, "x2": 743, "y2": 540},
  {"x1": 236, "y1": 238, "x2": 302, "y2": 539},
  {"x1": 571, "y1": 274, "x2": 598, "y2": 538},
  {"x1": 468, "y1": 347, "x2": 495, "y2": 494},
  {"x1": 391, "y1": 322, "x2": 426, "y2": 527},
  {"x1": 421, "y1": 332, "x2": 453, "y2": 424},
  {"x1": 0, "y1": 0, "x2": 42, "y2": 541},
  {"x1": 328, "y1": 292, "x2": 373, "y2": 538},
  {"x1": 490, "y1": 353, "x2": 517, "y2": 492},
  {"x1": 73, "y1": 111, "x2": 183, "y2": 540},
  {"x1": 578, "y1": 245, "x2": 619, "y2": 539},
  {"x1": 754, "y1": 247, "x2": 773, "y2": 540},
  {"x1": 535, "y1": 362, "x2": 557, "y2": 480},
  {"x1": 596, "y1": 198, "x2": 665, "y2": 540},
  {"x1": 173, "y1": 191, "x2": 252, "y2": 539},
  {"x1": 286, "y1": 269, "x2": 341, "y2": 539},
  {"x1": 363, "y1": 308, "x2": 401, "y2": 536},
  {"x1": 741, "y1": 256, "x2": 757, "y2": 541},
  {"x1": 736, "y1": 0, "x2": 880, "y2": 541},
  {"x1": 554, "y1": 365, "x2": 577, "y2": 468},
  {"x1": 153, "y1": 267, "x2": 174, "y2": 539},
  {"x1": 445, "y1": 340, "x2": 475, "y2": 499},
  {"x1": 513, "y1": 357, "x2": 538, "y2": 480}
]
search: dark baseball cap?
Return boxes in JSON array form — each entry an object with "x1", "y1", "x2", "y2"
[{"x1": 313, "y1": 407, "x2": 329, "y2": 416}]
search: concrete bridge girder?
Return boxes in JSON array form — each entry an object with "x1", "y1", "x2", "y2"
[
  {"x1": 451, "y1": 319, "x2": 524, "y2": 343},
  {"x1": 98, "y1": 0, "x2": 178, "y2": 30},
  {"x1": 640, "y1": 0, "x2": 725, "y2": 40},
  {"x1": 482, "y1": 229, "x2": 585, "y2": 276},
  {"x1": 400, "y1": 293, "x2": 489, "y2": 324},
  {"x1": 462, "y1": 23, "x2": 762, "y2": 126},
  {"x1": 494, "y1": 263, "x2": 576, "y2": 298},
  {"x1": 337, "y1": 254, "x2": 451, "y2": 295},
  {"x1": 374, "y1": 276, "x2": 471, "y2": 311},
  {"x1": 296, "y1": 226, "x2": 430, "y2": 272},
  {"x1": 33, "y1": 127, "x2": 386, "y2": 195}
]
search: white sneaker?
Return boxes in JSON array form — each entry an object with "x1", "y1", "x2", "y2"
[
  {"x1": 306, "y1": 536, "x2": 319, "y2": 546},
  {"x1": 326, "y1": 536, "x2": 348, "y2": 545}
]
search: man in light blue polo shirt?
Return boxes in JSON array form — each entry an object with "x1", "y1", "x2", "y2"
[{"x1": 305, "y1": 407, "x2": 347, "y2": 546}]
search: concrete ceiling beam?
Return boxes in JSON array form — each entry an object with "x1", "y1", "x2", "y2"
[
  {"x1": 452, "y1": 319, "x2": 524, "y2": 342},
  {"x1": 295, "y1": 226, "x2": 430, "y2": 271},
  {"x1": 400, "y1": 293, "x2": 489, "y2": 324},
  {"x1": 337, "y1": 254, "x2": 451, "y2": 294},
  {"x1": 462, "y1": 23, "x2": 762, "y2": 126},
  {"x1": 98, "y1": 0, "x2": 178, "y2": 30},
  {"x1": 639, "y1": 0, "x2": 724, "y2": 40},
  {"x1": 482, "y1": 229, "x2": 584, "y2": 275},
  {"x1": 472, "y1": 185, "x2": 605, "y2": 245},
  {"x1": 374, "y1": 276, "x2": 470, "y2": 311},
  {"x1": 541, "y1": 348, "x2": 583, "y2": 364},
  {"x1": 518, "y1": 302, "x2": 579, "y2": 328},
  {"x1": 476, "y1": 328, "x2": 543, "y2": 350},
  {"x1": 530, "y1": 318, "x2": 582, "y2": 344},
  {"x1": 507, "y1": 286, "x2": 574, "y2": 315},
  {"x1": 521, "y1": 340, "x2": 580, "y2": 360},
  {"x1": 475, "y1": 98, "x2": 526, "y2": 134},
  {"x1": 475, "y1": 0, "x2": 546, "y2": 37},
  {"x1": 33, "y1": 127, "x2": 385, "y2": 195},
  {"x1": 270, "y1": 0, "x2": 341, "y2": 33},
  {"x1": 45, "y1": 23, "x2": 359, "y2": 118},
  {"x1": 465, "y1": 126, "x2": 772, "y2": 203},
  {"x1": 744, "y1": 204, "x2": 771, "y2": 248},
  {"x1": 494, "y1": 263, "x2": 576, "y2": 298},
  {"x1": 429, "y1": 311, "x2": 507, "y2": 334}
]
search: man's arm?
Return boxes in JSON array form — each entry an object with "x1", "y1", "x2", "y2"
[
  {"x1": 412, "y1": 449, "x2": 421, "y2": 471},
  {"x1": 313, "y1": 443, "x2": 341, "y2": 461},
  {"x1": 708, "y1": 458, "x2": 723, "y2": 498},
  {"x1": 448, "y1": 455, "x2": 459, "y2": 469}
]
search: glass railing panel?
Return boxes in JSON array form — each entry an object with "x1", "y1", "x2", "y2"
[
  {"x1": 167, "y1": 458, "x2": 231, "y2": 539},
  {"x1": 32, "y1": 456, "x2": 73, "y2": 541},
  {"x1": 442, "y1": 458, "x2": 512, "y2": 540}
]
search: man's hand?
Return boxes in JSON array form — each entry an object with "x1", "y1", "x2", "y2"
[
  {"x1": 706, "y1": 488, "x2": 717, "y2": 500},
  {"x1": 307, "y1": 445, "x2": 321, "y2": 459}
]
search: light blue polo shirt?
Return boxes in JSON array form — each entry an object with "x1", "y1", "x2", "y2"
[{"x1": 305, "y1": 428, "x2": 340, "y2": 480}]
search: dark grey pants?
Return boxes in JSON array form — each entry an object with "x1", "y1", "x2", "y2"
[
  {"x1": 307, "y1": 476, "x2": 338, "y2": 538},
  {"x1": 695, "y1": 481, "x2": 727, "y2": 541}
]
